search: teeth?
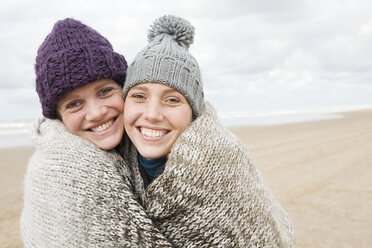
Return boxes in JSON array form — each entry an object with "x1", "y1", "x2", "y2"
[
  {"x1": 91, "y1": 120, "x2": 114, "y2": 132},
  {"x1": 140, "y1": 127, "x2": 166, "y2": 138}
]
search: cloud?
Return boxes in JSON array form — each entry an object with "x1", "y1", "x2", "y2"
[
  {"x1": 0, "y1": 0, "x2": 372, "y2": 120},
  {"x1": 0, "y1": 88, "x2": 40, "y2": 120}
]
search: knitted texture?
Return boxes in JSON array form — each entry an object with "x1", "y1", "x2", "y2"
[
  {"x1": 20, "y1": 118, "x2": 172, "y2": 247},
  {"x1": 123, "y1": 102, "x2": 296, "y2": 247},
  {"x1": 123, "y1": 15, "x2": 204, "y2": 119},
  {"x1": 35, "y1": 18, "x2": 128, "y2": 119}
]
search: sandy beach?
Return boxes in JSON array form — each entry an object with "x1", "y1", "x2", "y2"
[{"x1": 1, "y1": 109, "x2": 371, "y2": 248}]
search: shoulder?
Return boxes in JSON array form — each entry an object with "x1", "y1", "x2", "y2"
[
  {"x1": 168, "y1": 102, "x2": 253, "y2": 176},
  {"x1": 175, "y1": 102, "x2": 249, "y2": 157},
  {"x1": 30, "y1": 117, "x2": 93, "y2": 152},
  {"x1": 26, "y1": 117, "x2": 129, "y2": 186}
]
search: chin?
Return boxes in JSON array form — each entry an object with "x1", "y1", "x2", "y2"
[
  {"x1": 94, "y1": 138, "x2": 122, "y2": 150},
  {"x1": 97, "y1": 144, "x2": 115, "y2": 150},
  {"x1": 139, "y1": 149, "x2": 168, "y2": 160}
]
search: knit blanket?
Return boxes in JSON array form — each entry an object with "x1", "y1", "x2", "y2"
[
  {"x1": 20, "y1": 118, "x2": 172, "y2": 247},
  {"x1": 126, "y1": 103, "x2": 296, "y2": 247}
]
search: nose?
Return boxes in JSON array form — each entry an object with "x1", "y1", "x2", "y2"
[
  {"x1": 143, "y1": 101, "x2": 164, "y2": 122},
  {"x1": 85, "y1": 100, "x2": 107, "y2": 122}
]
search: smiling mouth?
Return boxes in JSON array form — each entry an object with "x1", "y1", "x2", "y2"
[
  {"x1": 90, "y1": 119, "x2": 114, "y2": 132},
  {"x1": 139, "y1": 127, "x2": 168, "y2": 138}
]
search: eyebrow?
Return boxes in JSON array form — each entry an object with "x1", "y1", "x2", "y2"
[
  {"x1": 60, "y1": 81, "x2": 117, "y2": 103},
  {"x1": 59, "y1": 94, "x2": 78, "y2": 106},
  {"x1": 131, "y1": 85, "x2": 148, "y2": 91},
  {"x1": 132, "y1": 84, "x2": 180, "y2": 94},
  {"x1": 57, "y1": 87, "x2": 86, "y2": 109}
]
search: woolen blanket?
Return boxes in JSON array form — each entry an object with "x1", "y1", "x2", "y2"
[
  {"x1": 123, "y1": 103, "x2": 296, "y2": 247},
  {"x1": 20, "y1": 118, "x2": 172, "y2": 247}
]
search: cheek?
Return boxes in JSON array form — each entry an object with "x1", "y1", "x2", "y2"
[
  {"x1": 123, "y1": 101, "x2": 139, "y2": 126},
  {"x1": 111, "y1": 95, "x2": 125, "y2": 112},
  {"x1": 61, "y1": 113, "x2": 82, "y2": 134},
  {"x1": 118, "y1": 99, "x2": 125, "y2": 112},
  {"x1": 173, "y1": 108, "x2": 192, "y2": 131}
]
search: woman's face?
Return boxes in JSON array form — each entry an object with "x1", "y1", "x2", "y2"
[
  {"x1": 124, "y1": 83, "x2": 192, "y2": 159},
  {"x1": 57, "y1": 79, "x2": 124, "y2": 150}
]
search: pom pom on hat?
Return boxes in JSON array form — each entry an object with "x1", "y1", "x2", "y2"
[
  {"x1": 148, "y1": 15, "x2": 195, "y2": 48},
  {"x1": 123, "y1": 15, "x2": 204, "y2": 119}
]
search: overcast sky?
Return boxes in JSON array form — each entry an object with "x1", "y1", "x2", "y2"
[{"x1": 1, "y1": 0, "x2": 372, "y2": 121}]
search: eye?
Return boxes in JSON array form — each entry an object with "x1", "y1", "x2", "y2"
[
  {"x1": 130, "y1": 93, "x2": 146, "y2": 100},
  {"x1": 98, "y1": 87, "x2": 113, "y2": 97},
  {"x1": 166, "y1": 97, "x2": 180, "y2": 104},
  {"x1": 133, "y1": 94, "x2": 144, "y2": 99},
  {"x1": 66, "y1": 100, "x2": 82, "y2": 109}
]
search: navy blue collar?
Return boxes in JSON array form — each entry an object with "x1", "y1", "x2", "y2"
[{"x1": 138, "y1": 153, "x2": 166, "y2": 180}]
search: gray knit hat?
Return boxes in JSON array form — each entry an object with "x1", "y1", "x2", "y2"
[{"x1": 123, "y1": 15, "x2": 204, "y2": 119}]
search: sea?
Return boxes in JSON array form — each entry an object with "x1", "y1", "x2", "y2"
[{"x1": 1, "y1": 105, "x2": 371, "y2": 149}]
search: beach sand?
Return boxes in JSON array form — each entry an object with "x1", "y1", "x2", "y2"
[
  {"x1": 0, "y1": 146, "x2": 34, "y2": 248},
  {"x1": 1, "y1": 109, "x2": 371, "y2": 247}
]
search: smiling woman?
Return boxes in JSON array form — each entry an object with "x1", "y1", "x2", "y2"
[
  {"x1": 124, "y1": 83, "x2": 192, "y2": 159},
  {"x1": 20, "y1": 18, "x2": 173, "y2": 247},
  {"x1": 121, "y1": 15, "x2": 295, "y2": 247},
  {"x1": 57, "y1": 79, "x2": 125, "y2": 150}
]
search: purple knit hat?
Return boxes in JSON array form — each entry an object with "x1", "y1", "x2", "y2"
[{"x1": 35, "y1": 18, "x2": 128, "y2": 119}]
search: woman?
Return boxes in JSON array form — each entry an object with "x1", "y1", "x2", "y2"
[
  {"x1": 122, "y1": 15, "x2": 296, "y2": 247},
  {"x1": 20, "y1": 18, "x2": 172, "y2": 247}
]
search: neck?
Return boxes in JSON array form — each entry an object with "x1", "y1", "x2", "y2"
[
  {"x1": 138, "y1": 154, "x2": 167, "y2": 168},
  {"x1": 138, "y1": 153, "x2": 167, "y2": 181}
]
